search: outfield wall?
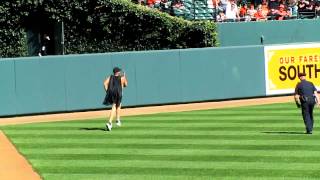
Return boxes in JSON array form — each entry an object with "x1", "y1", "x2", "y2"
[
  {"x1": 0, "y1": 46, "x2": 266, "y2": 116},
  {"x1": 217, "y1": 19, "x2": 320, "y2": 47}
]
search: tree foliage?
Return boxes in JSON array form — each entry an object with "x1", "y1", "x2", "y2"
[{"x1": 0, "y1": 0, "x2": 217, "y2": 58}]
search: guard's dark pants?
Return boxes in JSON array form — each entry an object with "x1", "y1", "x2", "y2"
[{"x1": 301, "y1": 101, "x2": 315, "y2": 133}]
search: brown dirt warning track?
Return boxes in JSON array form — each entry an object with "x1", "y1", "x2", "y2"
[{"x1": 0, "y1": 96, "x2": 292, "y2": 180}]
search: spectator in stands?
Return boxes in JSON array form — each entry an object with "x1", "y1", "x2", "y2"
[
  {"x1": 298, "y1": 0, "x2": 308, "y2": 10},
  {"x1": 172, "y1": 0, "x2": 185, "y2": 16},
  {"x1": 288, "y1": 0, "x2": 298, "y2": 17},
  {"x1": 261, "y1": 1, "x2": 269, "y2": 17},
  {"x1": 279, "y1": 0, "x2": 286, "y2": 6},
  {"x1": 159, "y1": 0, "x2": 171, "y2": 13},
  {"x1": 298, "y1": 0, "x2": 309, "y2": 18},
  {"x1": 225, "y1": 0, "x2": 240, "y2": 21},
  {"x1": 316, "y1": 1, "x2": 320, "y2": 18},
  {"x1": 254, "y1": 4, "x2": 267, "y2": 20},
  {"x1": 172, "y1": 0, "x2": 184, "y2": 9},
  {"x1": 239, "y1": 3, "x2": 248, "y2": 18},
  {"x1": 215, "y1": 0, "x2": 224, "y2": 13},
  {"x1": 277, "y1": 4, "x2": 290, "y2": 20},
  {"x1": 305, "y1": 0, "x2": 316, "y2": 18},
  {"x1": 269, "y1": 0, "x2": 280, "y2": 9},
  {"x1": 299, "y1": 0, "x2": 317, "y2": 18},
  {"x1": 268, "y1": 7, "x2": 280, "y2": 19},
  {"x1": 247, "y1": 4, "x2": 257, "y2": 20},
  {"x1": 154, "y1": 0, "x2": 161, "y2": 8},
  {"x1": 147, "y1": 0, "x2": 156, "y2": 7},
  {"x1": 211, "y1": 0, "x2": 220, "y2": 8},
  {"x1": 207, "y1": 0, "x2": 217, "y2": 19},
  {"x1": 216, "y1": 10, "x2": 226, "y2": 21},
  {"x1": 219, "y1": 0, "x2": 228, "y2": 12}
]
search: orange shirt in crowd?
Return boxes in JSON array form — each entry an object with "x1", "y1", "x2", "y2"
[
  {"x1": 239, "y1": 6, "x2": 248, "y2": 17},
  {"x1": 147, "y1": 0, "x2": 156, "y2": 5},
  {"x1": 254, "y1": 9, "x2": 267, "y2": 20}
]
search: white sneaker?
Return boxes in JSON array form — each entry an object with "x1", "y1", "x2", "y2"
[
  {"x1": 106, "y1": 123, "x2": 112, "y2": 131},
  {"x1": 116, "y1": 120, "x2": 121, "y2": 127}
]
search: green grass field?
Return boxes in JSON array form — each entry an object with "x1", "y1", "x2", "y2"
[{"x1": 2, "y1": 102, "x2": 320, "y2": 180}]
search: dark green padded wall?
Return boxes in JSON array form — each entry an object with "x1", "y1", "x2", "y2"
[
  {"x1": 217, "y1": 19, "x2": 320, "y2": 47},
  {"x1": 179, "y1": 46, "x2": 265, "y2": 102},
  {"x1": 0, "y1": 60, "x2": 16, "y2": 115},
  {"x1": 64, "y1": 54, "x2": 111, "y2": 111},
  {"x1": 0, "y1": 46, "x2": 265, "y2": 117}
]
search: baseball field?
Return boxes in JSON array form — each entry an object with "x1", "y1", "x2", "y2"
[{"x1": 1, "y1": 101, "x2": 320, "y2": 180}]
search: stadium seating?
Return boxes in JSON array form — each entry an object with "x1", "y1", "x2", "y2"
[
  {"x1": 143, "y1": 0, "x2": 319, "y2": 22},
  {"x1": 172, "y1": 0, "x2": 217, "y2": 20}
]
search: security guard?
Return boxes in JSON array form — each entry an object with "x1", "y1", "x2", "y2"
[{"x1": 294, "y1": 72, "x2": 320, "y2": 134}]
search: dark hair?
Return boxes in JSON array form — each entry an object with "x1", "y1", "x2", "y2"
[
  {"x1": 113, "y1": 67, "x2": 121, "y2": 74},
  {"x1": 298, "y1": 72, "x2": 306, "y2": 77}
]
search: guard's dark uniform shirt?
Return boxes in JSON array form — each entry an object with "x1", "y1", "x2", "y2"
[
  {"x1": 295, "y1": 80, "x2": 316, "y2": 98},
  {"x1": 295, "y1": 80, "x2": 317, "y2": 134}
]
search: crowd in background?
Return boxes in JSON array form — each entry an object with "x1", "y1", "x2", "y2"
[
  {"x1": 215, "y1": 0, "x2": 320, "y2": 22},
  {"x1": 132, "y1": 0, "x2": 320, "y2": 22},
  {"x1": 132, "y1": 0, "x2": 186, "y2": 15}
]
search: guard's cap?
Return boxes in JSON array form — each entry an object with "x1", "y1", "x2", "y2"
[
  {"x1": 113, "y1": 67, "x2": 121, "y2": 74},
  {"x1": 298, "y1": 72, "x2": 306, "y2": 77}
]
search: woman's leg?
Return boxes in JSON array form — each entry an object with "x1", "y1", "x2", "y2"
[
  {"x1": 106, "y1": 104, "x2": 116, "y2": 131},
  {"x1": 116, "y1": 104, "x2": 122, "y2": 126},
  {"x1": 109, "y1": 104, "x2": 117, "y2": 123}
]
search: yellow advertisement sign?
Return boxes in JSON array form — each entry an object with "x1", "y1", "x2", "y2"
[{"x1": 264, "y1": 43, "x2": 320, "y2": 95}]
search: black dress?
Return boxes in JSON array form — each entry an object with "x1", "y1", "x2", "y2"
[{"x1": 103, "y1": 75, "x2": 122, "y2": 107}]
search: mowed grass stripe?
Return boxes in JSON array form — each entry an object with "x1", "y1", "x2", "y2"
[
  {"x1": 3, "y1": 129, "x2": 307, "y2": 137},
  {"x1": 6, "y1": 133, "x2": 319, "y2": 141},
  {"x1": 2, "y1": 126, "x2": 307, "y2": 134},
  {"x1": 2, "y1": 116, "x2": 300, "y2": 128},
  {"x1": 3, "y1": 122, "x2": 304, "y2": 128},
  {"x1": 1, "y1": 118, "x2": 304, "y2": 128},
  {"x1": 9, "y1": 138, "x2": 320, "y2": 146},
  {"x1": 14, "y1": 142, "x2": 320, "y2": 152},
  {"x1": 2, "y1": 102, "x2": 320, "y2": 179},
  {"x1": 132, "y1": 113, "x2": 301, "y2": 119},
  {"x1": 20, "y1": 148, "x2": 320, "y2": 157},
  {"x1": 27, "y1": 166, "x2": 320, "y2": 178},
  {"x1": 30, "y1": 160, "x2": 320, "y2": 170},
  {"x1": 0, "y1": 103, "x2": 300, "y2": 128},
  {"x1": 26, "y1": 153, "x2": 320, "y2": 163},
  {"x1": 40, "y1": 174, "x2": 314, "y2": 180},
  {"x1": 1, "y1": 116, "x2": 303, "y2": 128},
  {"x1": 3, "y1": 126, "x2": 307, "y2": 133}
]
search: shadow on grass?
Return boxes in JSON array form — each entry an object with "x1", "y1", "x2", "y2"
[
  {"x1": 79, "y1": 127, "x2": 106, "y2": 131},
  {"x1": 262, "y1": 131, "x2": 306, "y2": 135}
]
